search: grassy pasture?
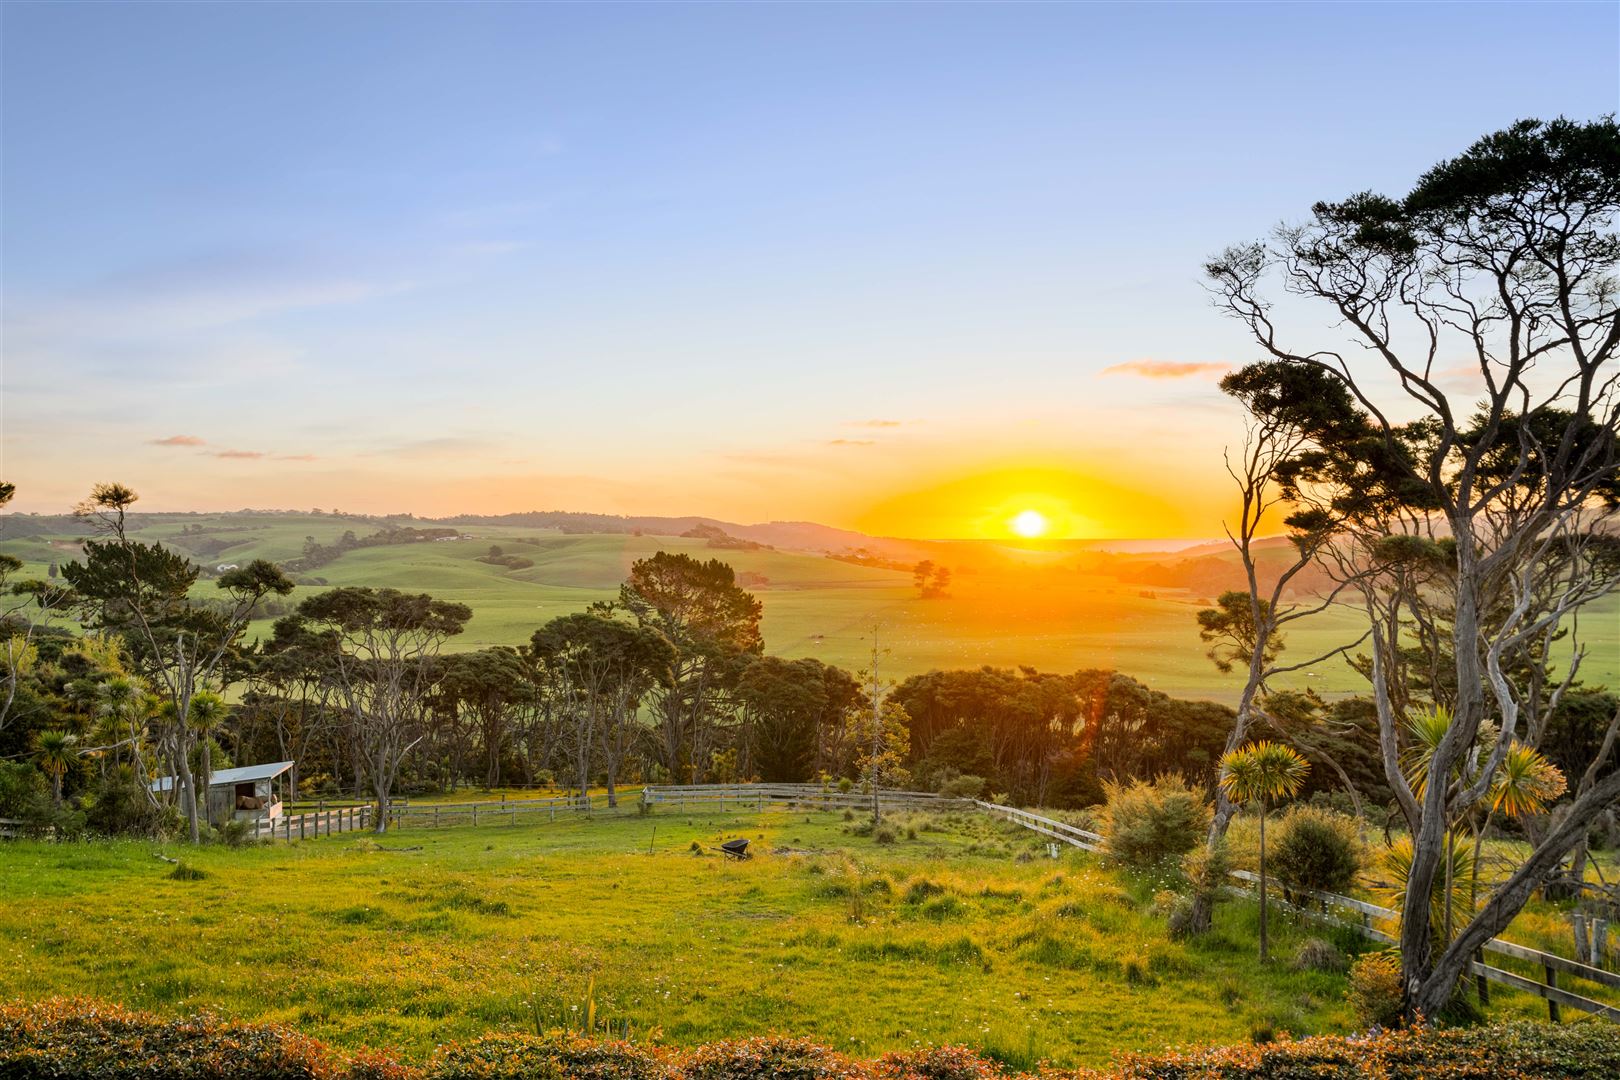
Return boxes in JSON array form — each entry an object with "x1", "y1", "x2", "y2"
[
  {"x1": 0, "y1": 808, "x2": 1393, "y2": 1067},
  {"x1": 5, "y1": 514, "x2": 1616, "y2": 703}
]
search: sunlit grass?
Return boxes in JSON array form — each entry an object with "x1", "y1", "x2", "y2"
[{"x1": 0, "y1": 809, "x2": 1378, "y2": 1067}]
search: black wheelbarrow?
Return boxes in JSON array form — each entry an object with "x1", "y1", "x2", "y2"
[{"x1": 714, "y1": 838, "x2": 752, "y2": 861}]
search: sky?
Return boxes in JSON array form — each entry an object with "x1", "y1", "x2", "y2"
[{"x1": 3, "y1": 2, "x2": 1617, "y2": 538}]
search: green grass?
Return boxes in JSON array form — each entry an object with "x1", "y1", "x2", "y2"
[
  {"x1": 6, "y1": 514, "x2": 1616, "y2": 704},
  {"x1": 0, "y1": 808, "x2": 1376, "y2": 1066}
]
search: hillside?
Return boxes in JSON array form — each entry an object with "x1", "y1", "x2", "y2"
[{"x1": 4, "y1": 511, "x2": 1615, "y2": 702}]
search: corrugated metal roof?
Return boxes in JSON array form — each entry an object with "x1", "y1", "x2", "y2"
[{"x1": 149, "y1": 760, "x2": 294, "y2": 793}]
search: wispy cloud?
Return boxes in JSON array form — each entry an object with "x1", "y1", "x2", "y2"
[
  {"x1": 825, "y1": 438, "x2": 874, "y2": 447},
  {"x1": 276, "y1": 454, "x2": 319, "y2": 462},
  {"x1": 150, "y1": 434, "x2": 206, "y2": 447},
  {"x1": 1101, "y1": 360, "x2": 1230, "y2": 379},
  {"x1": 212, "y1": 449, "x2": 265, "y2": 460},
  {"x1": 846, "y1": 419, "x2": 904, "y2": 428}
]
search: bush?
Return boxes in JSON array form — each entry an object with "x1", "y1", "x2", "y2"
[
  {"x1": 678, "y1": 1037, "x2": 855, "y2": 1080},
  {"x1": 937, "y1": 775, "x2": 985, "y2": 800},
  {"x1": 1292, "y1": 937, "x2": 1346, "y2": 973},
  {"x1": 6, "y1": 1000, "x2": 1620, "y2": 1080},
  {"x1": 0, "y1": 997, "x2": 341, "y2": 1079},
  {"x1": 1346, "y1": 950, "x2": 1404, "y2": 1028},
  {"x1": 1270, "y1": 806, "x2": 1362, "y2": 899},
  {"x1": 877, "y1": 1046, "x2": 999, "y2": 1080},
  {"x1": 84, "y1": 765, "x2": 175, "y2": 837},
  {"x1": 428, "y1": 1033, "x2": 668, "y2": 1080},
  {"x1": 1100, "y1": 775, "x2": 1212, "y2": 870}
]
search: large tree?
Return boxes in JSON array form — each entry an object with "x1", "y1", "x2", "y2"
[
  {"x1": 63, "y1": 484, "x2": 293, "y2": 841},
  {"x1": 617, "y1": 553, "x2": 762, "y2": 782},
  {"x1": 530, "y1": 611, "x2": 674, "y2": 806},
  {"x1": 1207, "y1": 117, "x2": 1620, "y2": 1019},
  {"x1": 295, "y1": 587, "x2": 471, "y2": 832}
]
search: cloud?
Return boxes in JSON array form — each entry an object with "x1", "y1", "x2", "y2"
[
  {"x1": 846, "y1": 419, "x2": 904, "y2": 428},
  {"x1": 276, "y1": 454, "x2": 319, "y2": 462},
  {"x1": 212, "y1": 449, "x2": 265, "y2": 460},
  {"x1": 150, "y1": 434, "x2": 206, "y2": 447},
  {"x1": 1101, "y1": 360, "x2": 1230, "y2": 379},
  {"x1": 825, "y1": 439, "x2": 875, "y2": 447}
]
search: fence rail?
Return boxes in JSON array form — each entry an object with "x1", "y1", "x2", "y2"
[
  {"x1": 1212, "y1": 870, "x2": 1620, "y2": 1023},
  {"x1": 253, "y1": 805, "x2": 373, "y2": 841},
  {"x1": 67, "y1": 774, "x2": 1610, "y2": 1025},
  {"x1": 641, "y1": 783, "x2": 974, "y2": 813},
  {"x1": 974, "y1": 801, "x2": 1104, "y2": 851}
]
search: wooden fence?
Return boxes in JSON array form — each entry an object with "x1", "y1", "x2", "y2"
[
  {"x1": 382, "y1": 792, "x2": 619, "y2": 829},
  {"x1": 641, "y1": 783, "x2": 974, "y2": 813},
  {"x1": 1220, "y1": 868, "x2": 1620, "y2": 1023},
  {"x1": 973, "y1": 801, "x2": 1105, "y2": 851},
  {"x1": 252, "y1": 804, "x2": 373, "y2": 841}
]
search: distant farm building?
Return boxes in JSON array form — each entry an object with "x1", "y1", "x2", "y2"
[{"x1": 150, "y1": 760, "x2": 294, "y2": 827}]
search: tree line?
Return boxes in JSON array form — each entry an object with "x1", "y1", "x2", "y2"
[{"x1": 2, "y1": 482, "x2": 1286, "y2": 837}]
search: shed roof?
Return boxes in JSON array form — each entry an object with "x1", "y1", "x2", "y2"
[{"x1": 150, "y1": 760, "x2": 294, "y2": 793}]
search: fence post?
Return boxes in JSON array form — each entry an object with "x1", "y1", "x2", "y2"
[
  {"x1": 434, "y1": 806, "x2": 440, "y2": 829},
  {"x1": 284, "y1": 815, "x2": 291, "y2": 842},
  {"x1": 473, "y1": 805, "x2": 478, "y2": 827},
  {"x1": 1545, "y1": 965, "x2": 1562, "y2": 1022},
  {"x1": 299, "y1": 815, "x2": 306, "y2": 840},
  {"x1": 1574, "y1": 912, "x2": 1592, "y2": 964},
  {"x1": 1597, "y1": 919, "x2": 1611, "y2": 970}
]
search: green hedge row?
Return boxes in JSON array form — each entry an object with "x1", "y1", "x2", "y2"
[{"x1": 3, "y1": 999, "x2": 1619, "y2": 1080}]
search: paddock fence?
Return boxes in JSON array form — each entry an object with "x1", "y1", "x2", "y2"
[
  {"x1": 641, "y1": 783, "x2": 976, "y2": 814},
  {"x1": 251, "y1": 804, "x2": 373, "y2": 841},
  {"x1": 1216, "y1": 867, "x2": 1620, "y2": 1023},
  {"x1": 162, "y1": 775, "x2": 1620, "y2": 1024}
]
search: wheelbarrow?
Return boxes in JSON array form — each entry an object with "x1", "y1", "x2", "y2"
[{"x1": 713, "y1": 838, "x2": 752, "y2": 861}]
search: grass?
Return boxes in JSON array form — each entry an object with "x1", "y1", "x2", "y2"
[
  {"x1": 0, "y1": 808, "x2": 1379, "y2": 1067},
  {"x1": 9, "y1": 513, "x2": 1616, "y2": 704}
]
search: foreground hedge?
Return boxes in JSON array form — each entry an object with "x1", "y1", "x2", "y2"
[{"x1": 3, "y1": 999, "x2": 1619, "y2": 1080}]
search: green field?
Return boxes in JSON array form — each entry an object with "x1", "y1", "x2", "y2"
[
  {"x1": 5, "y1": 512, "x2": 1616, "y2": 704},
  {"x1": 0, "y1": 807, "x2": 1387, "y2": 1066}
]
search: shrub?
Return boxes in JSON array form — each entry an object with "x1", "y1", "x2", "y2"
[
  {"x1": 937, "y1": 775, "x2": 985, "y2": 800},
  {"x1": 1270, "y1": 806, "x2": 1362, "y2": 899},
  {"x1": 169, "y1": 860, "x2": 208, "y2": 881},
  {"x1": 84, "y1": 765, "x2": 175, "y2": 837},
  {"x1": 877, "y1": 1045, "x2": 998, "y2": 1080},
  {"x1": 873, "y1": 825, "x2": 898, "y2": 844},
  {"x1": 6, "y1": 1000, "x2": 1620, "y2": 1080},
  {"x1": 678, "y1": 1037, "x2": 856, "y2": 1080},
  {"x1": 1292, "y1": 937, "x2": 1346, "y2": 973},
  {"x1": 1346, "y1": 950, "x2": 1404, "y2": 1028},
  {"x1": 903, "y1": 878, "x2": 946, "y2": 904},
  {"x1": 1100, "y1": 775, "x2": 1211, "y2": 870},
  {"x1": 0, "y1": 997, "x2": 342, "y2": 1079},
  {"x1": 1165, "y1": 895, "x2": 1199, "y2": 940}
]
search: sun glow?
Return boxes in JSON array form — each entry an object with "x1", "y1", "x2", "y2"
[{"x1": 1010, "y1": 509, "x2": 1049, "y2": 538}]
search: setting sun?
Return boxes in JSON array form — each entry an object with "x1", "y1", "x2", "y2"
[{"x1": 1010, "y1": 509, "x2": 1049, "y2": 538}]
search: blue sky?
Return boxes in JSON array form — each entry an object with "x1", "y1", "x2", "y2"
[{"x1": 4, "y1": 2, "x2": 1617, "y2": 535}]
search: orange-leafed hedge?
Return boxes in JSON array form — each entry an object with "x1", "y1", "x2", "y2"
[{"x1": 4, "y1": 998, "x2": 1620, "y2": 1080}]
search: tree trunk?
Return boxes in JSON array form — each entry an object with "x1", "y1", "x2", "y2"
[{"x1": 1258, "y1": 801, "x2": 1269, "y2": 963}]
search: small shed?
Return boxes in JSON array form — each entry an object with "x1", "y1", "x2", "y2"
[{"x1": 150, "y1": 761, "x2": 294, "y2": 826}]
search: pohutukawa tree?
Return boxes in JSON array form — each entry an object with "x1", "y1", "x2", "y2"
[{"x1": 1207, "y1": 117, "x2": 1620, "y2": 1020}]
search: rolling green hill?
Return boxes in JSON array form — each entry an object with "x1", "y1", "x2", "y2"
[{"x1": 3, "y1": 512, "x2": 1614, "y2": 704}]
